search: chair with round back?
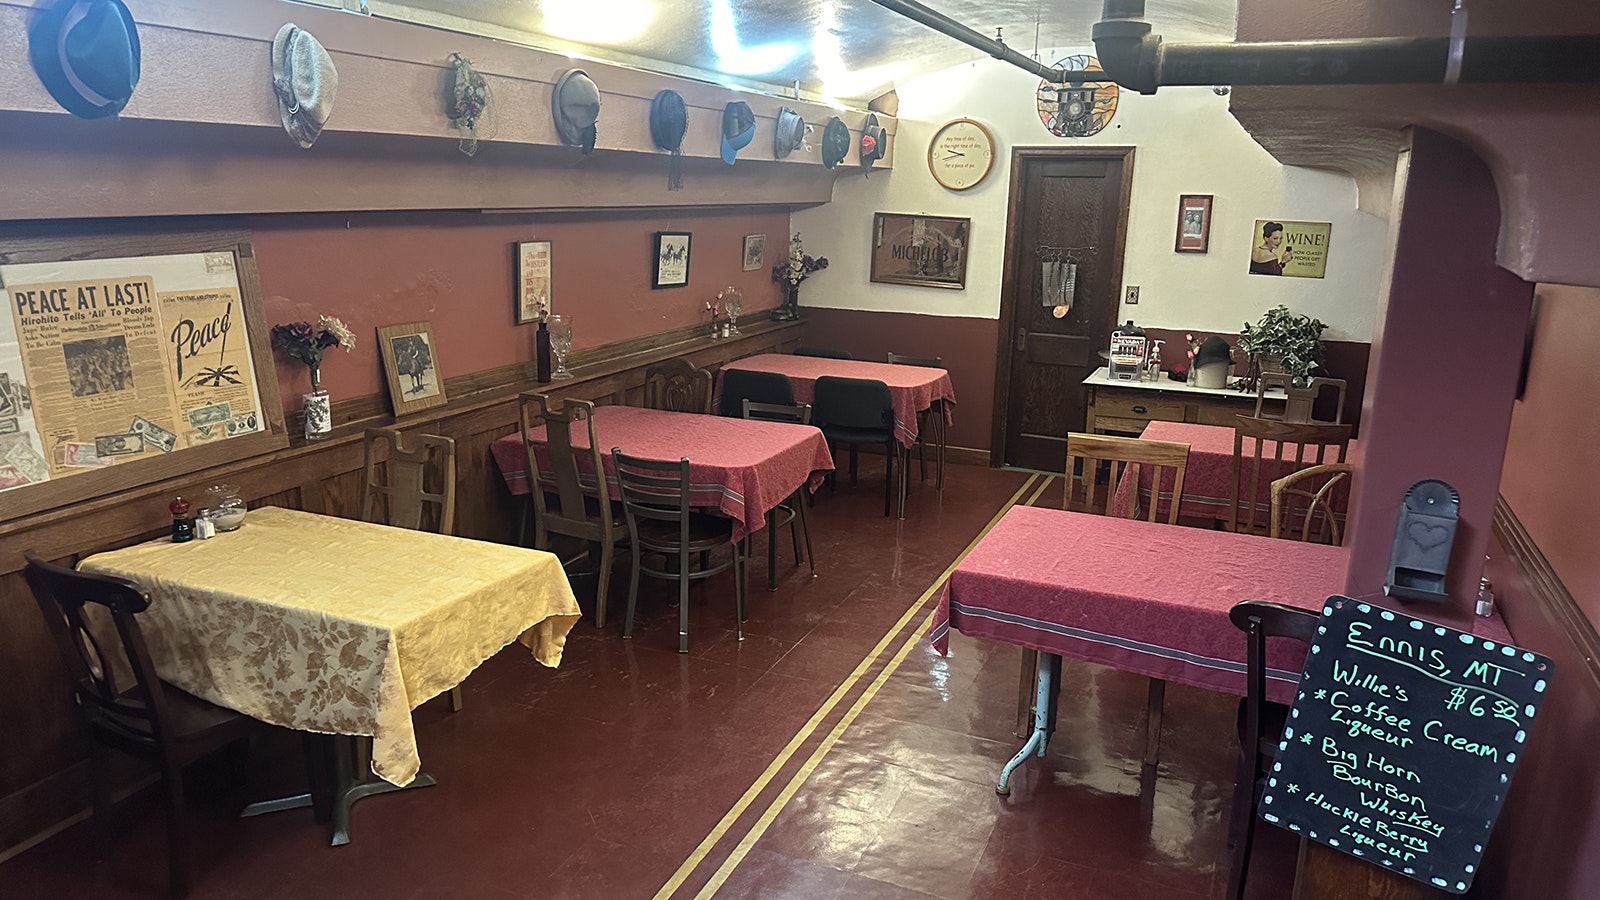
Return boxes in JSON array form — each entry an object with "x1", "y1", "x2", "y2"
[{"x1": 23, "y1": 554, "x2": 262, "y2": 899}]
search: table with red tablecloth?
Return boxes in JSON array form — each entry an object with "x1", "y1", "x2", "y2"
[
  {"x1": 930, "y1": 503, "x2": 1513, "y2": 792},
  {"x1": 489, "y1": 405, "x2": 833, "y2": 544},
  {"x1": 1116, "y1": 420, "x2": 1363, "y2": 526},
  {"x1": 717, "y1": 353, "x2": 955, "y2": 449}
]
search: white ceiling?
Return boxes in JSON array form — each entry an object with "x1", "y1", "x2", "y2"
[{"x1": 361, "y1": 0, "x2": 1238, "y2": 102}]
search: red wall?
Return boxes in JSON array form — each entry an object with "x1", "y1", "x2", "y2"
[{"x1": 250, "y1": 208, "x2": 791, "y2": 408}]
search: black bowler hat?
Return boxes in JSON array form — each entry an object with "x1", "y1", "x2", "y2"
[
  {"x1": 821, "y1": 116, "x2": 850, "y2": 169},
  {"x1": 29, "y1": 0, "x2": 141, "y2": 119}
]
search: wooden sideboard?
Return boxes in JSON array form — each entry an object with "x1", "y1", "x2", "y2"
[{"x1": 1082, "y1": 367, "x2": 1284, "y2": 435}]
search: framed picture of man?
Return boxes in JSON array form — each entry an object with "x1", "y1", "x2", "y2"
[
  {"x1": 653, "y1": 232, "x2": 691, "y2": 288},
  {"x1": 1175, "y1": 195, "x2": 1212, "y2": 253},
  {"x1": 377, "y1": 322, "x2": 447, "y2": 416}
]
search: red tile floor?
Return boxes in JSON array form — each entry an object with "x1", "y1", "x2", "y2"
[{"x1": 1, "y1": 463, "x2": 1298, "y2": 898}]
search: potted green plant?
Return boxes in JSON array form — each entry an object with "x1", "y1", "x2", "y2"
[{"x1": 1236, "y1": 305, "x2": 1327, "y2": 387}]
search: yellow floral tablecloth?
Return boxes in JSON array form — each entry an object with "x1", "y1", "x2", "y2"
[{"x1": 79, "y1": 505, "x2": 581, "y2": 787}]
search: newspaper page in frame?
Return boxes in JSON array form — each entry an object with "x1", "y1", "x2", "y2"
[{"x1": 0, "y1": 250, "x2": 264, "y2": 492}]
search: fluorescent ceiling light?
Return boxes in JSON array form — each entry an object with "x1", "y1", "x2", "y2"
[
  {"x1": 542, "y1": 0, "x2": 654, "y2": 45},
  {"x1": 710, "y1": 0, "x2": 803, "y2": 75}
]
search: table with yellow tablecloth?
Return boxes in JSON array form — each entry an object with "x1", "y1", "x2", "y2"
[{"x1": 80, "y1": 505, "x2": 581, "y2": 787}]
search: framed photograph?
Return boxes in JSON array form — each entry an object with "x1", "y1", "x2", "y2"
[
  {"x1": 742, "y1": 233, "x2": 766, "y2": 271},
  {"x1": 1248, "y1": 219, "x2": 1333, "y2": 278},
  {"x1": 869, "y1": 213, "x2": 970, "y2": 289},
  {"x1": 514, "y1": 240, "x2": 552, "y2": 324},
  {"x1": 376, "y1": 322, "x2": 447, "y2": 417},
  {"x1": 652, "y1": 231, "x2": 691, "y2": 288},
  {"x1": 1175, "y1": 194, "x2": 1213, "y2": 253}
]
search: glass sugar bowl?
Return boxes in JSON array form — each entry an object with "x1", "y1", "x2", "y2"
[{"x1": 202, "y1": 483, "x2": 247, "y2": 532}]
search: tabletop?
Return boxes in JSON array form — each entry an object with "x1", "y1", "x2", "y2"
[
  {"x1": 489, "y1": 404, "x2": 834, "y2": 542},
  {"x1": 1123, "y1": 420, "x2": 1363, "y2": 524},
  {"x1": 79, "y1": 506, "x2": 581, "y2": 787},
  {"x1": 718, "y1": 353, "x2": 956, "y2": 448}
]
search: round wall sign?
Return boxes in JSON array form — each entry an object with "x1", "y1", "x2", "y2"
[
  {"x1": 1036, "y1": 54, "x2": 1119, "y2": 138},
  {"x1": 928, "y1": 118, "x2": 995, "y2": 191}
]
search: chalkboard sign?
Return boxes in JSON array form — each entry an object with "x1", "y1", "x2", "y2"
[{"x1": 1260, "y1": 599, "x2": 1552, "y2": 894}]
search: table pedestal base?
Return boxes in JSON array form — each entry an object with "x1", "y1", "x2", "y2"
[
  {"x1": 998, "y1": 653, "x2": 1061, "y2": 795},
  {"x1": 238, "y1": 733, "x2": 438, "y2": 846}
]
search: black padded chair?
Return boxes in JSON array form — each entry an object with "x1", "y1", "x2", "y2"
[
  {"x1": 719, "y1": 367, "x2": 795, "y2": 417},
  {"x1": 794, "y1": 346, "x2": 852, "y2": 359},
  {"x1": 612, "y1": 450, "x2": 748, "y2": 653},
  {"x1": 741, "y1": 399, "x2": 817, "y2": 586},
  {"x1": 812, "y1": 375, "x2": 907, "y2": 518},
  {"x1": 23, "y1": 554, "x2": 263, "y2": 899},
  {"x1": 886, "y1": 352, "x2": 947, "y2": 489},
  {"x1": 1224, "y1": 599, "x2": 1320, "y2": 900}
]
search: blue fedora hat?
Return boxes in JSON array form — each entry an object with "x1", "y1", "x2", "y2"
[{"x1": 28, "y1": 0, "x2": 141, "y2": 119}]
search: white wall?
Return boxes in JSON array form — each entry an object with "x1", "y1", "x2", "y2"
[{"x1": 795, "y1": 51, "x2": 1389, "y2": 342}]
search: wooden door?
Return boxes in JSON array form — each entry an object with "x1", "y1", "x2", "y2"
[{"x1": 992, "y1": 149, "x2": 1133, "y2": 472}]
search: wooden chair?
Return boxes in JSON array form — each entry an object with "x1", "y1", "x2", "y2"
[
  {"x1": 1230, "y1": 415, "x2": 1352, "y2": 536},
  {"x1": 1253, "y1": 373, "x2": 1347, "y2": 425},
  {"x1": 520, "y1": 393, "x2": 628, "y2": 629},
  {"x1": 361, "y1": 427, "x2": 464, "y2": 711},
  {"x1": 1056, "y1": 432, "x2": 1191, "y2": 769},
  {"x1": 23, "y1": 554, "x2": 263, "y2": 899},
  {"x1": 1225, "y1": 600, "x2": 1320, "y2": 900},
  {"x1": 611, "y1": 450, "x2": 748, "y2": 653},
  {"x1": 886, "y1": 352, "x2": 947, "y2": 489},
  {"x1": 1063, "y1": 432, "x2": 1191, "y2": 523},
  {"x1": 1270, "y1": 463, "x2": 1354, "y2": 545},
  {"x1": 643, "y1": 357, "x2": 713, "y2": 415},
  {"x1": 718, "y1": 368, "x2": 795, "y2": 417},
  {"x1": 812, "y1": 376, "x2": 908, "y2": 518},
  {"x1": 741, "y1": 399, "x2": 817, "y2": 586},
  {"x1": 794, "y1": 346, "x2": 852, "y2": 359}
]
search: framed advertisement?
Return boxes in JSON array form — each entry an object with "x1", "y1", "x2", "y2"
[
  {"x1": 377, "y1": 321, "x2": 447, "y2": 417},
  {"x1": 514, "y1": 240, "x2": 552, "y2": 325},
  {"x1": 1175, "y1": 194, "x2": 1213, "y2": 253},
  {"x1": 652, "y1": 231, "x2": 691, "y2": 288},
  {"x1": 742, "y1": 234, "x2": 765, "y2": 271},
  {"x1": 869, "y1": 213, "x2": 970, "y2": 289},
  {"x1": 1248, "y1": 219, "x2": 1332, "y2": 278}
]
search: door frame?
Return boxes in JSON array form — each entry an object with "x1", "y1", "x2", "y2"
[{"x1": 989, "y1": 146, "x2": 1137, "y2": 467}]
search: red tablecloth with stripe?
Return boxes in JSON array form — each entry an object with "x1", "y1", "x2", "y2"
[
  {"x1": 718, "y1": 353, "x2": 955, "y2": 449},
  {"x1": 489, "y1": 405, "x2": 833, "y2": 542}
]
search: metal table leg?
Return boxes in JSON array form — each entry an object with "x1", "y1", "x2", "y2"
[
  {"x1": 997, "y1": 652, "x2": 1061, "y2": 796},
  {"x1": 238, "y1": 732, "x2": 436, "y2": 846}
]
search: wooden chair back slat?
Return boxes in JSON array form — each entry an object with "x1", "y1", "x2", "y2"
[
  {"x1": 361, "y1": 428, "x2": 456, "y2": 534},
  {"x1": 1064, "y1": 433, "x2": 1191, "y2": 524},
  {"x1": 644, "y1": 358, "x2": 713, "y2": 415},
  {"x1": 1231, "y1": 415, "x2": 1351, "y2": 536},
  {"x1": 519, "y1": 393, "x2": 614, "y2": 545}
]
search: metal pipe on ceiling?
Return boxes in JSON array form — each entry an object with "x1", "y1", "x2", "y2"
[
  {"x1": 864, "y1": 0, "x2": 1093, "y2": 84},
  {"x1": 1092, "y1": 0, "x2": 1600, "y2": 94}
]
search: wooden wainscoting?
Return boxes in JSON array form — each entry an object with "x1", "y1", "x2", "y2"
[{"x1": 0, "y1": 317, "x2": 803, "y2": 860}]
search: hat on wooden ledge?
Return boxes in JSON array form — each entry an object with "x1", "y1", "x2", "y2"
[
  {"x1": 28, "y1": 0, "x2": 141, "y2": 119},
  {"x1": 820, "y1": 116, "x2": 850, "y2": 169},
  {"x1": 271, "y1": 23, "x2": 338, "y2": 148},
  {"x1": 650, "y1": 89, "x2": 688, "y2": 190},
  {"x1": 720, "y1": 100, "x2": 755, "y2": 165},
  {"x1": 860, "y1": 113, "x2": 886, "y2": 171},
  {"x1": 552, "y1": 68, "x2": 601, "y2": 154},
  {"x1": 774, "y1": 107, "x2": 805, "y2": 159}
]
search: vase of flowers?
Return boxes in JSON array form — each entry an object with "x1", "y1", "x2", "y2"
[
  {"x1": 271, "y1": 315, "x2": 355, "y2": 441},
  {"x1": 770, "y1": 233, "x2": 828, "y2": 321}
]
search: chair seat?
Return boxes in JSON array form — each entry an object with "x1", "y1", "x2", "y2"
[
  {"x1": 95, "y1": 684, "x2": 248, "y2": 752},
  {"x1": 632, "y1": 512, "x2": 736, "y2": 553}
]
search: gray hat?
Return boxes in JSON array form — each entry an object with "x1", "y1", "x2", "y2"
[
  {"x1": 271, "y1": 24, "x2": 337, "y2": 149},
  {"x1": 774, "y1": 107, "x2": 804, "y2": 159},
  {"x1": 552, "y1": 68, "x2": 600, "y2": 154}
]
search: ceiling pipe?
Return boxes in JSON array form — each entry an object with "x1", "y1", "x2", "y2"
[
  {"x1": 1093, "y1": 0, "x2": 1600, "y2": 94},
  {"x1": 865, "y1": 0, "x2": 1094, "y2": 84}
]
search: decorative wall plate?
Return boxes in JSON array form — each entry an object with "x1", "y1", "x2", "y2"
[{"x1": 1036, "y1": 55, "x2": 1119, "y2": 138}]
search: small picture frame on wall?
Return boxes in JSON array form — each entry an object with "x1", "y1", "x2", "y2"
[
  {"x1": 742, "y1": 234, "x2": 766, "y2": 271},
  {"x1": 653, "y1": 231, "x2": 691, "y2": 288},
  {"x1": 377, "y1": 322, "x2": 448, "y2": 417},
  {"x1": 1175, "y1": 194, "x2": 1213, "y2": 253},
  {"x1": 514, "y1": 240, "x2": 552, "y2": 325}
]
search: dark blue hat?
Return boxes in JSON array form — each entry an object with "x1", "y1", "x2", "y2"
[
  {"x1": 821, "y1": 116, "x2": 849, "y2": 169},
  {"x1": 720, "y1": 101, "x2": 755, "y2": 165},
  {"x1": 28, "y1": 0, "x2": 141, "y2": 119}
]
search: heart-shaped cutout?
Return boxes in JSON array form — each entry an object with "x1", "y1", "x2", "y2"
[{"x1": 1408, "y1": 521, "x2": 1450, "y2": 550}]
